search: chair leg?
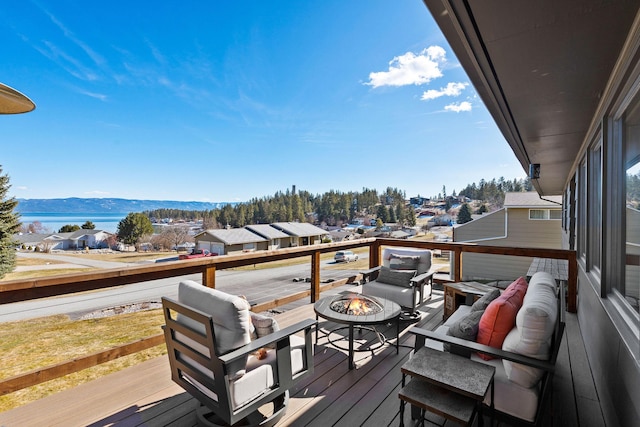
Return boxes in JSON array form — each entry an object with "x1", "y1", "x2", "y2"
[{"x1": 195, "y1": 392, "x2": 289, "y2": 427}]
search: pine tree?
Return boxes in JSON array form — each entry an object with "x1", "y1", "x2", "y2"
[
  {"x1": 457, "y1": 203, "x2": 473, "y2": 224},
  {"x1": 0, "y1": 166, "x2": 21, "y2": 278},
  {"x1": 116, "y1": 212, "x2": 154, "y2": 246}
]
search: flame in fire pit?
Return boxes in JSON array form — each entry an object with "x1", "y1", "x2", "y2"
[{"x1": 329, "y1": 294, "x2": 383, "y2": 315}]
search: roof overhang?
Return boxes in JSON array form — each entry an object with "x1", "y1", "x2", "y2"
[{"x1": 423, "y1": 0, "x2": 639, "y2": 195}]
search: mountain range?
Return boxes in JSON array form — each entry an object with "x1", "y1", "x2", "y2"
[{"x1": 15, "y1": 198, "x2": 232, "y2": 213}]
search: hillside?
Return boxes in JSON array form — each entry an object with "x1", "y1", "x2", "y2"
[{"x1": 15, "y1": 198, "x2": 232, "y2": 213}]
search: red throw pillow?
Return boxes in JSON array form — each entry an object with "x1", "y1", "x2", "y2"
[{"x1": 476, "y1": 277, "x2": 528, "y2": 360}]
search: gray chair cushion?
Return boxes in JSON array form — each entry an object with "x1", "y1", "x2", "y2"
[
  {"x1": 444, "y1": 309, "x2": 484, "y2": 357},
  {"x1": 470, "y1": 288, "x2": 501, "y2": 312},
  {"x1": 376, "y1": 266, "x2": 417, "y2": 287},
  {"x1": 389, "y1": 254, "x2": 421, "y2": 270},
  {"x1": 382, "y1": 248, "x2": 432, "y2": 274},
  {"x1": 178, "y1": 280, "x2": 252, "y2": 379}
]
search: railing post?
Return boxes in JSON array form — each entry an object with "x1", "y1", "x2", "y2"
[
  {"x1": 369, "y1": 241, "x2": 381, "y2": 268},
  {"x1": 567, "y1": 252, "x2": 577, "y2": 313},
  {"x1": 203, "y1": 265, "x2": 216, "y2": 288},
  {"x1": 310, "y1": 250, "x2": 320, "y2": 302},
  {"x1": 454, "y1": 248, "x2": 463, "y2": 282}
]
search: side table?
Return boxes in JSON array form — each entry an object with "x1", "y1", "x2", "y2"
[{"x1": 399, "y1": 347, "x2": 495, "y2": 426}]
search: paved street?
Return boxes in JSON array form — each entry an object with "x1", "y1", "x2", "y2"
[{"x1": 1, "y1": 254, "x2": 363, "y2": 322}]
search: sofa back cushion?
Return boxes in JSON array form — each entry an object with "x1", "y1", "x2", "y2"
[
  {"x1": 382, "y1": 247, "x2": 432, "y2": 274},
  {"x1": 502, "y1": 272, "x2": 558, "y2": 387},
  {"x1": 445, "y1": 309, "x2": 485, "y2": 357},
  {"x1": 476, "y1": 277, "x2": 528, "y2": 360},
  {"x1": 470, "y1": 288, "x2": 501, "y2": 312}
]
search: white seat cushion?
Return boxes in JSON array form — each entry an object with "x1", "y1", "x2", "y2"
[{"x1": 471, "y1": 354, "x2": 540, "y2": 422}]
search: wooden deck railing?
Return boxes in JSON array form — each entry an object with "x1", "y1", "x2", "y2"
[{"x1": 0, "y1": 238, "x2": 577, "y2": 396}]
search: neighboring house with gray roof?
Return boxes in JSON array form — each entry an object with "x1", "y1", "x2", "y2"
[
  {"x1": 14, "y1": 229, "x2": 113, "y2": 251},
  {"x1": 194, "y1": 228, "x2": 268, "y2": 255},
  {"x1": 270, "y1": 222, "x2": 328, "y2": 247},
  {"x1": 244, "y1": 224, "x2": 292, "y2": 250},
  {"x1": 452, "y1": 192, "x2": 563, "y2": 281}
]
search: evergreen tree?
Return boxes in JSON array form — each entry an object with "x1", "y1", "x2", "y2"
[
  {"x1": 81, "y1": 221, "x2": 96, "y2": 229},
  {"x1": 0, "y1": 166, "x2": 20, "y2": 278},
  {"x1": 117, "y1": 212, "x2": 154, "y2": 246},
  {"x1": 457, "y1": 203, "x2": 473, "y2": 224},
  {"x1": 59, "y1": 224, "x2": 81, "y2": 232}
]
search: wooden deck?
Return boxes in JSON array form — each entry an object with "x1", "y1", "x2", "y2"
[{"x1": 0, "y1": 286, "x2": 604, "y2": 427}]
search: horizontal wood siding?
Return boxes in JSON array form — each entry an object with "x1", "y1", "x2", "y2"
[
  {"x1": 460, "y1": 253, "x2": 532, "y2": 281},
  {"x1": 456, "y1": 208, "x2": 562, "y2": 281},
  {"x1": 504, "y1": 209, "x2": 562, "y2": 248},
  {"x1": 454, "y1": 209, "x2": 506, "y2": 241}
]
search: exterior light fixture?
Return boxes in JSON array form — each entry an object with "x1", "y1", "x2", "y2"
[{"x1": 529, "y1": 163, "x2": 541, "y2": 179}]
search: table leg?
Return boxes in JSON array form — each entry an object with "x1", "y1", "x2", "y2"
[
  {"x1": 314, "y1": 314, "x2": 318, "y2": 344},
  {"x1": 348, "y1": 324, "x2": 354, "y2": 370},
  {"x1": 399, "y1": 373, "x2": 406, "y2": 427},
  {"x1": 396, "y1": 316, "x2": 400, "y2": 354}
]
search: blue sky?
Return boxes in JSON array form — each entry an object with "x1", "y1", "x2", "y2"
[{"x1": 1, "y1": 1, "x2": 525, "y2": 203}]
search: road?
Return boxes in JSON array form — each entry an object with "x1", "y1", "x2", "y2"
[{"x1": 1, "y1": 254, "x2": 363, "y2": 322}]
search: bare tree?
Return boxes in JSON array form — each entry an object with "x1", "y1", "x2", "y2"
[{"x1": 151, "y1": 225, "x2": 193, "y2": 251}]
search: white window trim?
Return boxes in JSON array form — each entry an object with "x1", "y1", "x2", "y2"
[{"x1": 528, "y1": 209, "x2": 562, "y2": 220}]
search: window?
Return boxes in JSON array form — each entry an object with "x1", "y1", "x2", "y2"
[
  {"x1": 529, "y1": 209, "x2": 562, "y2": 220},
  {"x1": 623, "y1": 90, "x2": 640, "y2": 314},
  {"x1": 588, "y1": 142, "x2": 602, "y2": 276},
  {"x1": 578, "y1": 160, "x2": 587, "y2": 262}
]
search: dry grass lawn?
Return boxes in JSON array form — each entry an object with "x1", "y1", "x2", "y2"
[{"x1": 0, "y1": 309, "x2": 166, "y2": 412}]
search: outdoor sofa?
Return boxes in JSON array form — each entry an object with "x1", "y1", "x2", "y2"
[{"x1": 409, "y1": 271, "x2": 566, "y2": 426}]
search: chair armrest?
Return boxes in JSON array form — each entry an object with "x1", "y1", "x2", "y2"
[
  {"x1": 410, "y1": 271, "x2": 435, "y2": 286},
  {"x1": 220, "y1": 318, "x2": 317, "y2": 364},
  {"x1": 409, "y1": 326, "x2": 556, "y2": 372},
  {"x1": 360, "y1": 266, "x2": 381, "y2": 282}
]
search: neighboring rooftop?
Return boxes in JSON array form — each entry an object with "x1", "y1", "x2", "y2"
[
  {"x1": 503, "y1": 192, "x2": 562, "y2": 208},
  {"x1": 196, "y1": 228, "x2": 268, "y2": 245},
  {"x1": 244, "y1": 224, "x2": 290, "y2": 240}
]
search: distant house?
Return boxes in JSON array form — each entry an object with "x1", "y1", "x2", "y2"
[
  {"x1": 244, "y1": 224, "x2": 292, "y2": 250},
  {"x1": 328, "y1": 229, "x2": 354, "y2": 242},
  {"x1": 452, "y1": 192, "x2": 562, "y2": 280},
  {"x1": 14, "y1": 229, "x2": 113, "y2": 251},
  {"x1": 270, "y1": 222, "x2": 328, "y2": 246},
  {"x1": 194, "y1": 228, "x2": 268, "y2": 255}
]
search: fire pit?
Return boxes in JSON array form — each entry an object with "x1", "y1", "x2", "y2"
[
  {"x1": 314, "y1": 293, "x2": 402, "y2": 370},
  {"x1": 329, "y1": 294, "x2": 383, "y2": 316}
]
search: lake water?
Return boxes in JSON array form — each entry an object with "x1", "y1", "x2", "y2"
[{"x1": 18, "y1": 212, "x2": 127, "y2": 233}]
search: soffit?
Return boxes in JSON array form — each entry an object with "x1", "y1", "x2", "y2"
[{"x1": 424, "y1": 0, "x2": 639, "y2": 195}]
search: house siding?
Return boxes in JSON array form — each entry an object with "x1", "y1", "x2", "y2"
[
  {"x1": 577, "y1": 267, "x2": 639, "y2": 427},
  {"x1": 454, "y1": 209, "x2": 506, "y2": 241},
  {"x1": 454, "y1": 208, "x2": 562, "y2": 281}
]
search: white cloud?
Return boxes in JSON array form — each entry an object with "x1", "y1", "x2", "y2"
[
  {"x1": 365, "y1": 46, "x2": 447, "y2": 88},
  {"x1": 421, "y1": 82, "x2": 468, "y2": 100},
  {"x1": 444, "y1": 101, "x2": 472, "y2": 112},
  {"x1": 16, "y1": 186, "x2": 28, "y2": 191}
]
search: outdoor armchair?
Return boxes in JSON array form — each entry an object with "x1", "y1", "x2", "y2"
[{"x1": 162, "y1": 280, "x2": 315, "y2": 427}]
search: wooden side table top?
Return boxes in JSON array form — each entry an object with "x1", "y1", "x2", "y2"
[
  {"x1": 401, "y1": 347, "x2": 495, "y2": 400},
  {"x1": 444, "y1": 281, "x2": 496, "y2": 297}
]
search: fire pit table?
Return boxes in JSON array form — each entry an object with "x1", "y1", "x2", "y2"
[{"x1": 314, "y1": 293, "x2": 402, "y2": 370}]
